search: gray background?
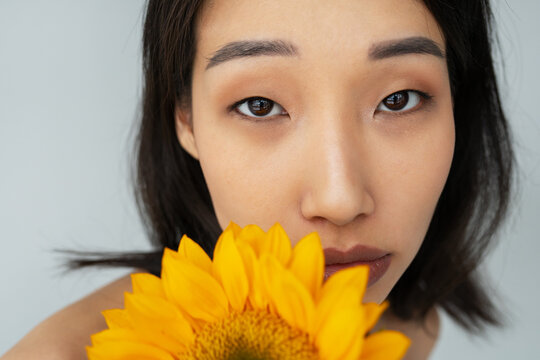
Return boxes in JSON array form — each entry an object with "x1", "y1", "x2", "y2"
[{"x1": 1, "y1": 0, "x2": 538, "y2": 358}]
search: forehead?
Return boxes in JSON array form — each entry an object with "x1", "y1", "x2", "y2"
[{"x1": 195, "y1": 0, "x2": 445, "y2": 63}]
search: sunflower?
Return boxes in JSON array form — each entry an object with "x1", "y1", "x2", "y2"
[{"x1": 87, "y1": 222, "x2": 410, "y2": 360}]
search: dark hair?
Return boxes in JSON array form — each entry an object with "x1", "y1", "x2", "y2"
[{"x1": 70, "y1": 0, "x2": 514, "y2": 333}]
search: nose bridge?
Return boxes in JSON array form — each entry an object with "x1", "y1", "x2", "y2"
[
  {"x1": 314, "y1": 113, "x2": 356, "y2": 189},
  {"x1": 300, "y1": 99, "x2": 374, "y2": 226}
]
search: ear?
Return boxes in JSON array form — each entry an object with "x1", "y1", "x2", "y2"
[{"x1": 175, "y1": 105, "x2": 199, "y2": 160}]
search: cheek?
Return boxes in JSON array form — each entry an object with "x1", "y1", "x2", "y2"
[
  {"x1": 194, "y1": 117, "x2": 297, "y2": 232},
  {"x1": 363, "y1": 113, "x2": 454, "y2": 303},
  {"x1": 376, "y1": 113, "x2": 455, "y2": 257},
  {"x1": 196, "y1": 138, "x2": 249, "y2": 229}
]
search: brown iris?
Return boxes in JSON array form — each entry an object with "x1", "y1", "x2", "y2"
[
  {"x1": 382, "y1": 91, "x2": 409, "y2": 111},
  {"x1": 247, "y1": 98, "x2": 274, "y2": 116}
]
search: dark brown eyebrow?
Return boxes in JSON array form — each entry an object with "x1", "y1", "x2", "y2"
[
  {"x1": 205, "y1": 36, "x2": 444, "y2": 70},
  {"x1": 205, "y1": 39, "x2": 299, "y2": 70},
  {"x1": 368, "y1": 36, "x2": 445, "y2": 60}
]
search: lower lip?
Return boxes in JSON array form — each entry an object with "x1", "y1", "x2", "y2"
[{"x1": 324, "y1": 255, "x2": 391, "y2": 287}]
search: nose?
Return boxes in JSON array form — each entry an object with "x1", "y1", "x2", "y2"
[{"x1": 299, "y1": 113, "x2": 375, "y2": 227}]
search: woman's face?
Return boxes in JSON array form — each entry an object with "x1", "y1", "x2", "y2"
[{"x1": 177, "y1": 0, "x2": 454, "y2": 303}]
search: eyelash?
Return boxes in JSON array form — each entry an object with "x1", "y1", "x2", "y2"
[
  {"x1": 375, "y1": 90, "x2": 433, "y2": 116},
  {"x1": 229, "y1": 89, "x2": 433, "y2": 121},
  {"x1": 228, "y1": 97, "x2": 287, "y2": 121}
]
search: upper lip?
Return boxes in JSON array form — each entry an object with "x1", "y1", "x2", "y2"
[{"x1": 324, "y1": 244, "x2": 390, "y2": 265}]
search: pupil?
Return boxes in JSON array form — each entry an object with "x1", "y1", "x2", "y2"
[
  {"x1": 248, "y1": 98, "x2": 273, "y2": 116},
  {"x1": 384, "y1": 91, "x2": 408, "y2": 111}
]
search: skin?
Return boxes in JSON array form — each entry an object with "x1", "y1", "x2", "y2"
[
  {"x1": 179, "y1": 0, "x2": 454, "y2": 304},
  {"x1": 2, "y1": 0, "x2": 451, "y2": 358}
]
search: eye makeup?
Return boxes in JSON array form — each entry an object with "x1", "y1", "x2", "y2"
[{"x1": 226, "y1": 87, "x2": 434, "y2": 123}]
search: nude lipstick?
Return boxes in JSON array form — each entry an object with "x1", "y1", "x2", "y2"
[{"x1": 324, "y1": 245, "x2": 391, "y2": 287}]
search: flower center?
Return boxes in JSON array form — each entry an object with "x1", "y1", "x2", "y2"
[{"x1": 180, "y1": 309, "x2": 319, "y2": 360}]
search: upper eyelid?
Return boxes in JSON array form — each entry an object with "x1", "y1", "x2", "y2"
[
  {"x1": 235, "y1": 97, "x2": 285, "y2": 108},
  {"x1": 234, "y1": 96, "x2": 281, "y2": 105},
  {"x1": 378, "y1": 89, "x2": 430, "y2": 103},
  {"x1": 229, "y1": 97, "x2": 280, "y2": 111}
]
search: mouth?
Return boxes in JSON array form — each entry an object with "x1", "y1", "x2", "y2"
[{"x1": 323, "y1": 245, "x2": 392, "y2": 287}]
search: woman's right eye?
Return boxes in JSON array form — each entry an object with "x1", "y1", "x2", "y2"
[{"x1": 233, "y1": 97, "x2": 288, "y2": 119}]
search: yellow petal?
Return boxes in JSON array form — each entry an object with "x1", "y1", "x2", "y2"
[
  {"x1": 87, "y1": 341, "x2": 175, "y2": 360},
  {"x1": 236, "y1": 240, "x2": 268, "y2": 310},
  {"x1": 319, "y1": 265, "x2": 369, "y2": 303},
  {"x1": 262, "y1": 223, "x2": 292, "y2": 265},
  {"x1": 237, "y1": 224, "x2": 266, "y2": 256},
  {"x1": 360, "y1": 330, "x2": 411, "y2": 360},
  {"x1": 212, "y1": 227, "x2": 249, "y2": 311},
  {"x1": 315, "y1": 306, "x2": 365, "y2": 360},
  {"x1": 261, "y1": 254, "x2": 315, "y2": 333},
  {"x1": 131, "y1": 273, "x2": 165, "y2": 298},
  {"x1": 225, "y1": 221, "x2": 243, "y2": 237},
  {"x1": 364, "y1": 301, "x2": 389, "y2": 334},
  {"x1": 91, "y1": 328, "x2": 141, "y2": 345},
  {"x1": 315, "y1": 265, "x2": 369, "y2": 333},
  {"x1": 124, "y1": 293, "x2": 192, "y2": 334},
  {"x1": 102, "y1": 309, "x2": 132, "y2": 330},
  {"x1": 288, "y1": 232, "x2": 324, "y2": 299},
  {"x1": 161, "y1": 248, "x2": 228, "y2": 322},
  {"x1": 124, "y1": 293, "x2": 193, "y2": 353},
  {"x1": 177, "y1": 234, "x2": 212, "y2": 273}
]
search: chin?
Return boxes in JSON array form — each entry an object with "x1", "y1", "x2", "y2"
[{"x1": 364, "y1": 273, "x2": 397, "y2": 304}]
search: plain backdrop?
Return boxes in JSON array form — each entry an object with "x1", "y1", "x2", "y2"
[{"x1": 1, "y1": 0, "x2": 539, "y2": 358}]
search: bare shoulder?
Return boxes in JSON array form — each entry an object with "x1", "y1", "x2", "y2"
[
  {"x1": 1, "y1": 274, "x2": 134, "y2": 360},
  {"x1": 375, "y1": 307, "x2": 440, "y2": 360}
]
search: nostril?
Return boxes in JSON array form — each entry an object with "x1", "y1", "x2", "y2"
[
  {"x1": 297, "y1": 122, "x2": 374, "y2": 227},
  {"x1": 300, "y1": 188, "x2": 375, "y2": 227}
]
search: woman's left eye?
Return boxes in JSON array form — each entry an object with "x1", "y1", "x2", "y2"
[{"x1": 376, "y1": 90, "x2": 429, "y2": 113}]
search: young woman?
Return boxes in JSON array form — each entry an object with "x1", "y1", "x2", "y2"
[{"x1": 2, "y1": 0, "x2": 514, "y2": 359}]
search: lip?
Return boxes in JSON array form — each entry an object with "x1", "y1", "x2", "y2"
[{"x1": 324, "y1": 245, "x2": 392, "y2": 287}]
